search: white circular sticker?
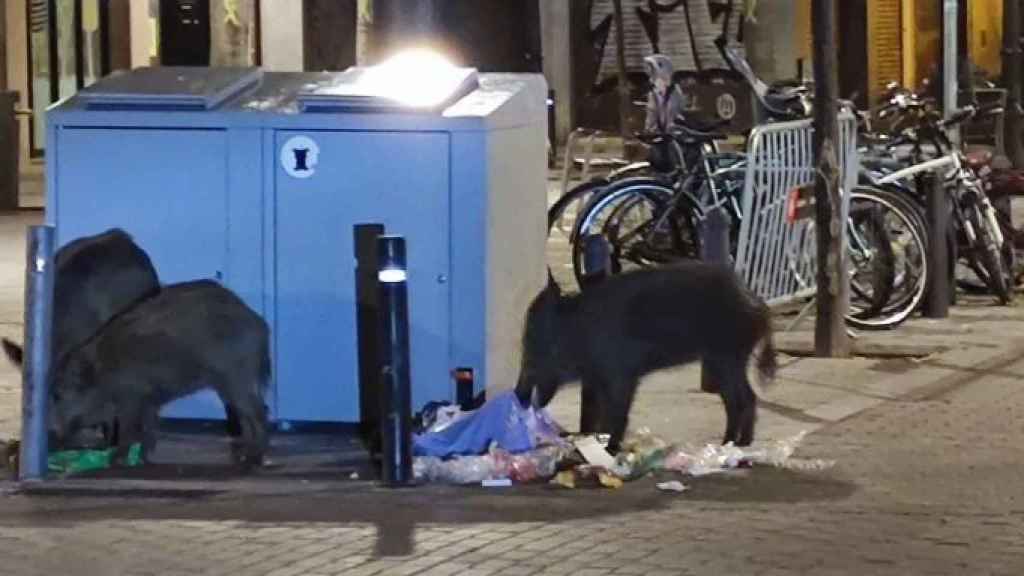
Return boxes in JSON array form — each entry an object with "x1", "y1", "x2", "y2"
[
  {"x1": 716, "y1": 93, "x2": 737, "y2": 120},
  {"x1": 281, "y1": 135, "x2": 320, "y2": 179}
]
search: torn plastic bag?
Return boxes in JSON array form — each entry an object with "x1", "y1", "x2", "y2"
[
  {"x1": 412, "y1": 390, "x2": 567, "y2": 458},
  {"x1": 413, "y1": 443, "x2": 570, "y2": 484}
]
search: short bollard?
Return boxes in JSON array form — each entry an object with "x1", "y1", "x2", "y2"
[
  {"x1": 19, "y1": 225, "x2": 55, "y2": 482},
  {"x1": 377, "y1": 235, "x2": 414, "y2": 487},
  {"x1": 922, "y1": 172, "x2": 950, "y2": 318},
  {"x1": 700, "y1": 207, "x2": 732, "y2": 394},
  {"x1": 580, "y1": 234, "x2": 611, "y2": 289}
]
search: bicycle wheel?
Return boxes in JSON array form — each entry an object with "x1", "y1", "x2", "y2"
[
  {"x1": 547, "y1": 165, "x2": 659, "y2": 293},
  {"x1": 570, "y1": 179, "x2": 702, "y2": 288},
  {"x1": 844, "y1": 186, "x2": 930, "y2": 330},
  {"x1": 547, "y1": 179, "x2": 608, "y2": 293},
  {"x1": 963, "y1": 202, "x2": 1014, "y2": 304}
]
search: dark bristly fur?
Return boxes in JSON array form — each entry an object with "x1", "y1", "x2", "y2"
[
  {"x1": 2, "y1": 228, "x2": 160, "y2": 447},
  {"x1": 49, "y1": 280, "x2": 272, "y2": 470},
  {"x1": 515, "y1": 263, "x2": 777, "y2": 453}
]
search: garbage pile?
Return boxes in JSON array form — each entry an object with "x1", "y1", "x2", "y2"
[
  {"x1": 0, "y1": 437, "x2": 144, "y2": 477},
  {"x1": 411, "y1": 392, "x2": 835, "y2": 488}
]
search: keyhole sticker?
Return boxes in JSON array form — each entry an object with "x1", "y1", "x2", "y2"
[{"x1": 281, "y1": 135, "x2": 320, "y2": 179}]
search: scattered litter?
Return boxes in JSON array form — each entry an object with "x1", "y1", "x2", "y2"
[
  {"x1": 656, "y1": 480, "x2": 689, "y2": 493},
  {"x1": 47, "y1": 443, "x2": 143, "y2": 475},
  {"x1": 413, "y1": 391, "x2": 568, "y2": 459},
  {"x1": 574, "y1": 436, "x2": 617, "y2": 469},
  {"x1": 349, "y1": 472, "x2": 360, "y2": 480},
  {"x1": 598, "y1": 471, "x2": 623, "y2": 489},
  {"x1": 410, "y1": 391, "x2": 834, "y2": 488},
  {"x1": 655, "y1": 430, "x2": 835, "y2": 477},
  {"x1": 551, "y1": 470, "x2": 577, "y2": 489},
  {"x1": 548, "y1": 466, "x2": 622, "y2": 490},
  {"x1": 415, "y1": 443, "x2": 570, "y2": 485}
]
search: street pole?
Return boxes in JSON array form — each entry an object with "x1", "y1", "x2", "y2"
[
  {"x1": 1003, "y1": 0, "x2": 1023, "y2": 167},
  {"x1": 943, "y1": 0, "x2": 960, "y2": 146},
  {"x1": 811, "y1": 0, "x2": 850, "y2": 358},
  {"x1": 19, "y1": 225, "x2": 55, "y2": 482},
  {"x1": 611, "y1": 0, "x2": 635, "y2": 159}
]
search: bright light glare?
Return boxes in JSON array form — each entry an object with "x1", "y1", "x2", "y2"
[
  {"x1": 359, "y1": 48, "x2": 467, "y2": 107},
  {"x1": 378, "y1": 268, "x2": 407, "y2": 283}
]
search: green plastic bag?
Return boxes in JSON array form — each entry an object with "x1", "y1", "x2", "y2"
[{"x1": 47, "y1": 443, "x2": 143, "y2": 474}]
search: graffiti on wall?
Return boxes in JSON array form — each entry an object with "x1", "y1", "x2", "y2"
[
  {"x1": 588, "y1": 0, "x2": 747, "y2": 87},
  {"x1": 578, "y1": 0, "x2": 756, "y2": 132}
]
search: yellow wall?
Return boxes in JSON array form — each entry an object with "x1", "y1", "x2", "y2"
[
  {"x1": 869, "y1": 0, "x2": 903, "y2": 102},
  {"x1": 968, "y1": 0, "x2": 1003, "y2": 76}
]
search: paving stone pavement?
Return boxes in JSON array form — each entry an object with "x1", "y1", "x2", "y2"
[{"x1": 2, "y1": 193, "x2": 1024, "y2": 574}]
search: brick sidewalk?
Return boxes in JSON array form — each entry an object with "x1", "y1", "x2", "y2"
[{"x1": 2, "y1": 204, "x2": 1024, "y2": 575}]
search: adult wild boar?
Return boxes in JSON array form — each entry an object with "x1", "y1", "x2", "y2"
[
  {"x1": 2, "y1": 228, "x2": 160, "y2": 447},
  {"x1": 2, "y1": 228, "x2": 160, "y2": 367},
  {"x1": 514, "y1": 263, "x2": 777, "y2": 453},
  {"x1": 48, "y1": 280, "x2": 271, "y2": 469}
]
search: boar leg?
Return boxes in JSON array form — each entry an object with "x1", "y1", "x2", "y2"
[
  {"x1": 579, "y1": 371, "x2": 603, "y2": 435},
  {"x1": 603, "y1": 373, "x2": 639, "y2": 455}
]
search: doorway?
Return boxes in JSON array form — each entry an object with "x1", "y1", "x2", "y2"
[{"x1": 26, "y1": 0, "x2": 111, "y2": 158}]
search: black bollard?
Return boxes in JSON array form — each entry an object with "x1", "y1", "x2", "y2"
[
  {"x1": 922, "y1": 172, "x2": 950, "y2": 318},
  {"x1": 700, "y1": 207, "x2": 732, "y2": 393},
  {"x1": 19, "y1": 225, "x2": 55, "y2": 482},
  {"x1": 580, "y1": 234, "x2": 612, "y2": 289},
  {"x1": 377, "y1": 235, "x2": 414, "y2": 487}
]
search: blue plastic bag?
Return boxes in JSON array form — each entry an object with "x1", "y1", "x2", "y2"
[{"x1": 412, "y1": 391, "x2": 565, "y2": 458}]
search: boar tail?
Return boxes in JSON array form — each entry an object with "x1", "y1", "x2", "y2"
[
  {"x1": 755, "y1": 329, "x2": 778, "y2": 389},
  {"x1": 2, "y1": 338, "x2": 23, "y2": 367}
]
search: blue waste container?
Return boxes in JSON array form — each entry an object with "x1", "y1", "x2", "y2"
[{"x1": 45, "y1": 61, "x2": 549, "y2": 426}]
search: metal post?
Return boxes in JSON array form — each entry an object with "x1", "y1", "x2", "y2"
[
  {"x1": 1003, "y1": 0, "x2": 1023, "y2": 168},
  {"x1": 580, "y1": 234, "x2": 612, "y2": 289},
  {"x1": 19, "y1": 225, "x2": 55, "y2": 482},
  {"x1": 923, "y1": 173, "x2": 950, "y2": 318},
  {"x1": 943, "y1": 0, "x2": 960, "y2": 146},
  {"x1": 377, "y1": 235, "x2": 414, "y2": 487},
  {"x1": 700, "y1": 207, "x2": 731, "y2": 393},
  {"x1": 611, "y1": 0, "x2": 631, "y2": 151},
  {"x1": 811, "y1": 0, "x2": 851, "y2": 358}
]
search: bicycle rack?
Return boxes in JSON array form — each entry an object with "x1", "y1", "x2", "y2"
[{"x1": 559, "y1": 127, "x2": 632, "y2": 198}]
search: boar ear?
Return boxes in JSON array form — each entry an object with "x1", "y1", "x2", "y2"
[{"x1": 2, "y1": 338, "x2": 23, "y2": 367}]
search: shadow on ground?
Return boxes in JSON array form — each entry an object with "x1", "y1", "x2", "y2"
[{"x1": 1, "y1": 427, "x2": 857, "y2": 557}]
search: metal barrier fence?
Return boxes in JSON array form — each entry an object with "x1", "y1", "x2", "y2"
[{"x1": 732, "y1": 112, "x2": 859, "y2": 307}]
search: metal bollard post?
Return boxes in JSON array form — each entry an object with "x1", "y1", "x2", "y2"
[
  {"x1": 580, "y1": 234, "x2": 611, "y2": 289},
  {"x1": 377, "y1": 235, "x2": 414, "y2": 487},
  {"x1": 700, "y1": 207, "x2": 732, "y2": 393},
  {"x1": 19, "y1": 225, "x2": 55, "y2": 482},
  {"x1": 923, "y1": 172, "x2": 950, "y2": 318}
]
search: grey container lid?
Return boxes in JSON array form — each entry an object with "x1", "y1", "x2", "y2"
[
  {"x1": 76, "y1": 66, "x2": 264, "y2": 111},
  {"x1": 297, "y1": 65, "x2": 479, "y2": 114}
]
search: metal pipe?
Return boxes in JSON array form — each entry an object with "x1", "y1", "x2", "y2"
[
  {"x1": 943, "y1": 0, "x2": 960, "y2": 147},
  {"x1": 922, "y1": 173, "x2": 951, "y2": 318},
  {"x1": 19, "y1": 225, "x2": 55, "y2": 482},
  {"x1": 377, "y1": 235, "x2": 414, "y2": 487},
  {"x1": 1003, "y1": 0, "x2": 1023, "y2": 167}
]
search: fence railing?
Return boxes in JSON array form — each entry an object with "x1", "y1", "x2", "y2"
[{"x1": 732, "y1": 112, "x2": 859, "y2": 307}]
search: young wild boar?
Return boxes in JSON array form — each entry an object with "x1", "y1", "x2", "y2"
[
  {"x1": 3, "y1": 228, "x2": 160, "y2": 448},
  {"x1": 514, "y1": 263, "x2": 777, "y2": 453},
  {"x1": 48, "y1": 280, "x2": 271, "y2": 469}
]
